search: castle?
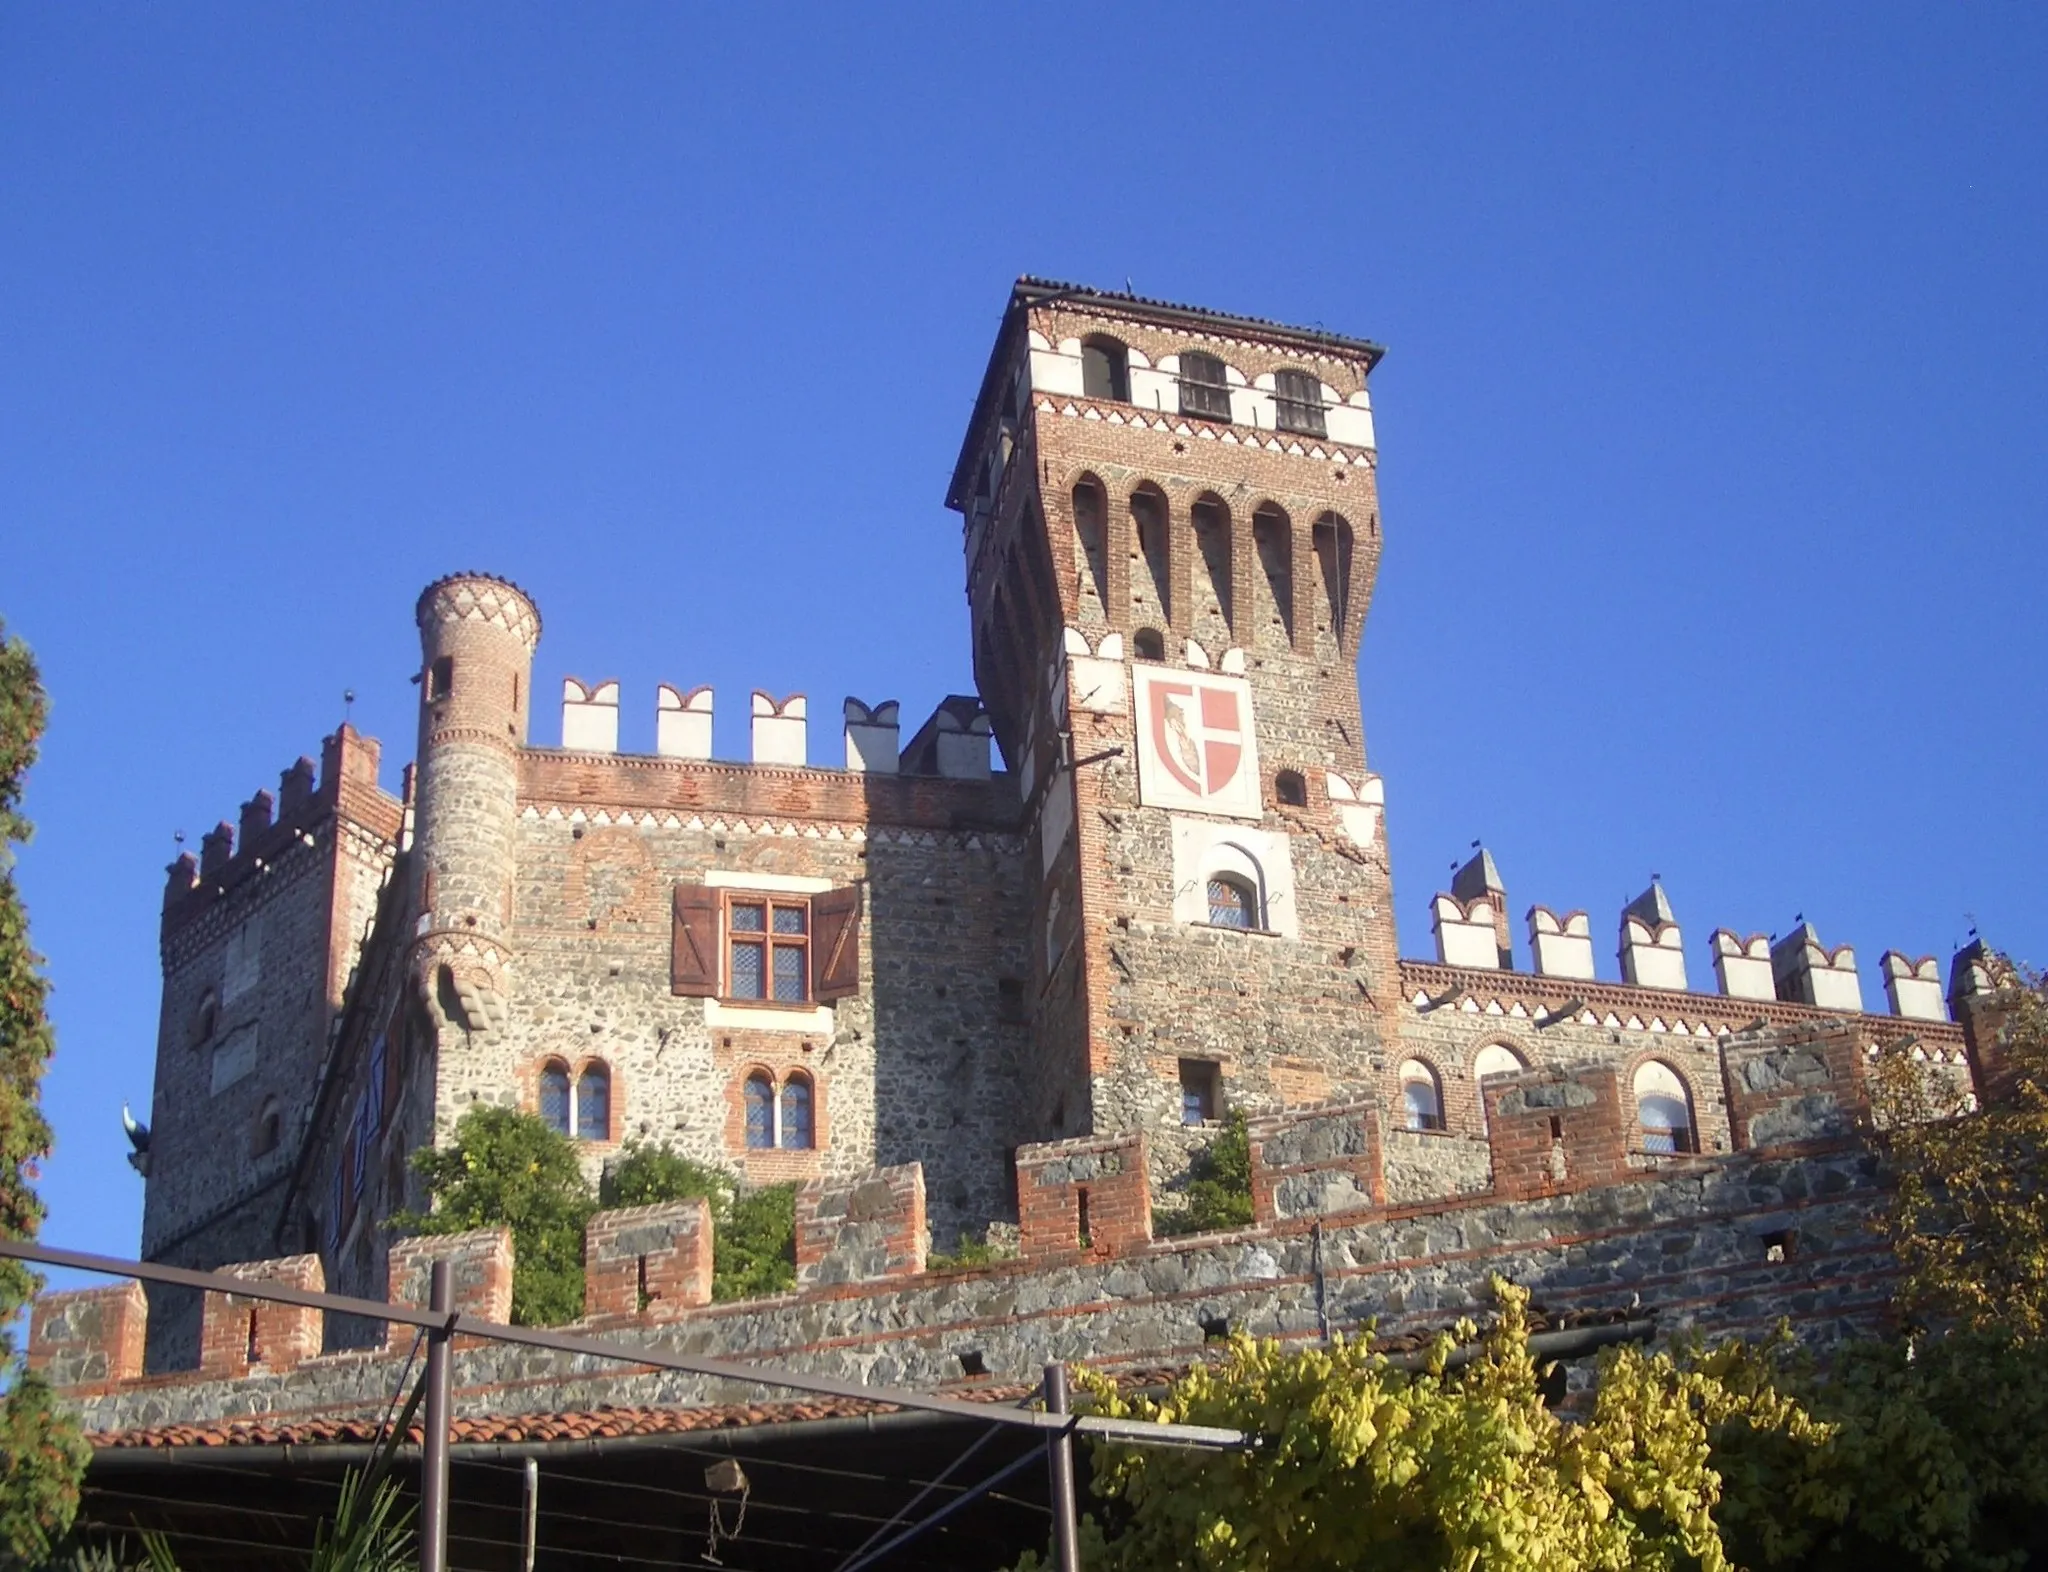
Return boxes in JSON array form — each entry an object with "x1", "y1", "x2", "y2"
[{"x1": 113, "y1": 278, "x2": 2000, "y2": 1378}]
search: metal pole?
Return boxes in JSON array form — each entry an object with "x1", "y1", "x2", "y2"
[
  {"x1": 421, "y1": 1260, "x2": 454, "y2": 1572},
  {"x1": 521, "y1": 1456, "x2": 539, "y2": 1572},
  {"x1": 1044, "y1": 1362, "x2": 1080, "y2": 1572}
]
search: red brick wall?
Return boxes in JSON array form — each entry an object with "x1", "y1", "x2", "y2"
[
  {"x1": 1483, "y1": 1065, "x2": 1629, "y2": 1200},
  {"x1": 794, "y1": 1163, "x2": 927, "y2": 1286},
  {"x1": 385, "y1": 1227, "x2": 513, "y2": 1350},
  {"x1": 1016, "y1": 1131, "x2": 1151, "y2": 1258},
  {"x1": 199, "y1": 1254, "x2": 325, "y2": 1377},
  {"x1": 1720, "y1": 1023, "x2": 1870, "y2": 1150},
  {"x1": 584, "y1": 1200, "x2": 713, "y2": 1321},
  {"x1": 29, "y1": 1281, "x2": 147, "y2": 1393},
  {"x1": 1248, "y1": 1098, "x2": 1382, "y2": 1224}
]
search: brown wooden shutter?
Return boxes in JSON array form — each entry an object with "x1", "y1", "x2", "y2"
[
  {"x1": 671, "y1": 884, "x2": 719, "y2": 997},
  {"x1": 810, "y1": 884, "x2": 863, "y2": 1002}
]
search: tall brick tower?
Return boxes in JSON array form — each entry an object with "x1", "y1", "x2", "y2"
[
  {"x1": 409, "y1": 574, "x2": 542, "y2": 1065},
  {"x1": 946, "y1": 280, "x2": 1400, "y2": 1164}
]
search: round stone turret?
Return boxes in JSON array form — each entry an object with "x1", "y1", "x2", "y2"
[{"x1": 409, "y1": 573, "x2": 542, "y2": 1037}]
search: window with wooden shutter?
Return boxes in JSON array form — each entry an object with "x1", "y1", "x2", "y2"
[
  {"x1": 1273, "y1": 369, "x2": 1327, "y2": 437},
  {"x1": 1178, "y1": 351, "x2": 1232, "y2": 421},
  {"x1": 810, "y1": 884, "x2": 863, "y2": 1001},
  {"x1": 671, "y1": 884, "x2": 719, "y2": 996}
]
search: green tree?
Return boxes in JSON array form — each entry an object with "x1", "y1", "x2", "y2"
[
  {"x1": 0, "y1": 622, "x2": 90, "y2": 1562},
  {"x1": 597, "y1": 1141, "x2": 794, "y2": 1302},
  {"x1": 1161, "y1": 1110, "x2": 1253, "y2": 1236},
  {"x1": 713, "y1": 1184, "x2": 796, "y2": 1302},
  {"x1": 1870, "y1": 968, "x2": 2048, "y2": 1339},
  {"x1": 1020, "y1": 1280, "x2": 1821, "y2": 1572},
  {"x1": 394, "y1": 1106, "x2": 594, "y2": 1326},
  {"x1": 599, "y1": 1141, "x2": 734, "y2": 1214}
]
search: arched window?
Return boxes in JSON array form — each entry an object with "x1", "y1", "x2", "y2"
[
  {"x1": 779, "y1": 1076, "x2": 815, "y2": 1150},
  {"x1": 1473, "y1": 1044, "x2": 1526, "y2": 1134},
  {"x1": 1081, "y1": 335, "x2": 1130, "y2": 402},
  {"x1": 1129, "y1": 486, "x2": 1170, "y2": 626},
  {"x1": 1178, "y1": 351, "x2": 1231, "y2": 421},
  {"x1": 575, "y1": 1063, "x2": 610, "y2": 1142},
  {"x1": 1275, "y1": 769, "x2": 1307, "y2": 807},
  {"x1": 1071, "y1": 477, "x2": 1109, "y2": 618},
  {"x1": 1252, "y1": 504, "x2": 1293, "y2": 647},
  {"x1": 1273, "y1": 369, "x2": 1326, "y2": 436},
  {"x1": 1190, "y1": 494, "x2": 1233, "y2": 645},
  {"x1": 1132, "y1": 627, "x2": 1166, "y2": 661},
  {"x1": 1634, "y1": 1062, "x2": 1695, "y2": 1155},
  {"x1": 539, "y1": 1061, "x2": 571, "y2": 1136},
  {"x1": 251, "y1": 1098, "x2": 281, "y2": 1159},
  {"x1": 744, "y1": 1072, "x2": 775, "y2": 1150},
  {"x1": 1400, "y1": 1060, "x2": 1444, "y2": 1132},
  {"x1": 1312, "y1": 513, "x2": 1354, "y2": 645},
  {"x1": 1207, "y1": 876, "x2": 1256, "y2": 929}
]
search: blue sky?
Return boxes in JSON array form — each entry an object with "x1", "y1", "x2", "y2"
[{"x1": 4, "y1": 6, "x2": 2044, "y2": 1269}]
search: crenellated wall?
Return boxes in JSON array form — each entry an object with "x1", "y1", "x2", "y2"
[{"x1": 42, "y1": 1032, "x2": 1922, "y2": 1438}]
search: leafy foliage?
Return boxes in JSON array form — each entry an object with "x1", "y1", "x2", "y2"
[
  {"x1": 596, "y1": 1141, "x2": 794, "y2": 1301},
  {"x1": 1154, "y1": 1111, "x2": 1254, "y2": 1237},
  {"x1": 1018, "y1": 1280, "x2": 1822, "y2": 1572},
  {"x1": 600, "y1": 1141, "x2": 735, "y2": 1215},
  {"x1": 713, "y1": 1184, "x2": 796, "y2": 1302},
  {"x1": 1870, "y1": 969, "x2": 2048, "y2": 1339},
  {"x1": 0, "y1": 622, "x2": 89, "y2": 1562},
  {"x1": 395, "y1": 1106, "x2": 594, "y2": 1326},
  {"x1": 928, "y1": 1225, "x2": 1019, "y2": 1273},
  {"x1": 1709, "y1": 1327, "x2": 2048, "y2": 1571}
]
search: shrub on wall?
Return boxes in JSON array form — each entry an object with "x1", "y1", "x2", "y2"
[
  {"x1": 600, "y1": 1142, "x2": 794, "y2": 1302},
  {"x1": 395, "y1": 1107, "x2": 594, "y2": 1326},
  {"x1": 1153, "y1": 1111, "x2": 1254, "y2": 1237}
]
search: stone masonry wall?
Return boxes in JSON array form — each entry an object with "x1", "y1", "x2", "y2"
[{"x1": 53, "y1": 1139, "x2": 1898, "y2": 1439}]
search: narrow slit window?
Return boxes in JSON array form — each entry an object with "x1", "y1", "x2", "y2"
[
  {"x1": 575, "y1": 1063, "x2": 610, "y2": 1142},
  {"x1": 539, "y1": 1062, "x2": 571, "y2": 1135}
]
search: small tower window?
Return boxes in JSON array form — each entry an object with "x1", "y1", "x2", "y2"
[
  {"x1": 1273, "y1": 369, "x2": 1327, "y2": 437},
  {"x1": 539, "y1": 1061, "x2": 571, "y2": 1136},
  {"x1": 1400, "y1": 1060, "x2": 1445, "y2": 1132},
  {"x1": 779, "y1": 1076, "x2": 814, "y2": 1150},
  {"x1": 1179, "y1": 1059, "x2": 1220, "y2": 1125},
  {"x1": 1132, "y1": 627, "x2": 1166, "y2": 661},
  {"x1": 1207, "y1": 876, "x2": 1257, "y2": 930},
  {"x1": 1634, "y1": 1061, "x2": 1695, "y2": 1155},
  {"x1": 1178, "y1": 351, "x2": 1232, "y2": 421},
  {"x1": 744, "y1": 1072, "x2": 775, "y2": 1150},
  {"x1": 1275, "y1": 770, "x2": 1307, "y2": 807},
  {"x1": 575, "y1": 1062, "x2": 610, "y2": 1142},
  {"x1": 427, "y1": 656, "x2": 454, "y2": 700},
  {"x1": 1081, "y1": 335, "x2": 1130, "y2": 402}
]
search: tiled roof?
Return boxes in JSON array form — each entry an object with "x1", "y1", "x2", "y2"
[{"x1": 1013, "y1": 277, "x2": 1387, "y2": 360}]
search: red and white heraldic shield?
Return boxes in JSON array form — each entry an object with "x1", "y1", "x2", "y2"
[{"x1": 1131, "y1": 667, "x2": 1264, "y2": 820}]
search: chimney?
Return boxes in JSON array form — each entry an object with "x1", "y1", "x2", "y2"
[
  {"x1": 899, "y1": 697, "x2": 991, "y2": 780},
  {"x1": 1712, "y1": 931, "x2": 1776, "y2": 1000},
  {"x1": 1771, "y1": 923, "x2": 1862, "y2": 1012},
  {"x1": 655, "y1": 685, "x2": 713, "y2": 760},
  {"x1": 1527, "y1": 907, "x2": 1595, "y2": 980},
  {"x1": 1618, "y1": 882, "x2": 1686, "y2": 991},
  {"x1": 562, "y1": 679, "x2": 621, "y2": 753},
  {"x1": 844, "y1": 698, "x2": 901, "y2": 774},
  {"x1": 1449, "y1": 847, "x2": 1511, "y2": 968}
]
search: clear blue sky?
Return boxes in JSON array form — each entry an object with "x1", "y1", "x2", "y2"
[{"x1": 4, "y1": 6, "x2": 2043, "y2": 1269}]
